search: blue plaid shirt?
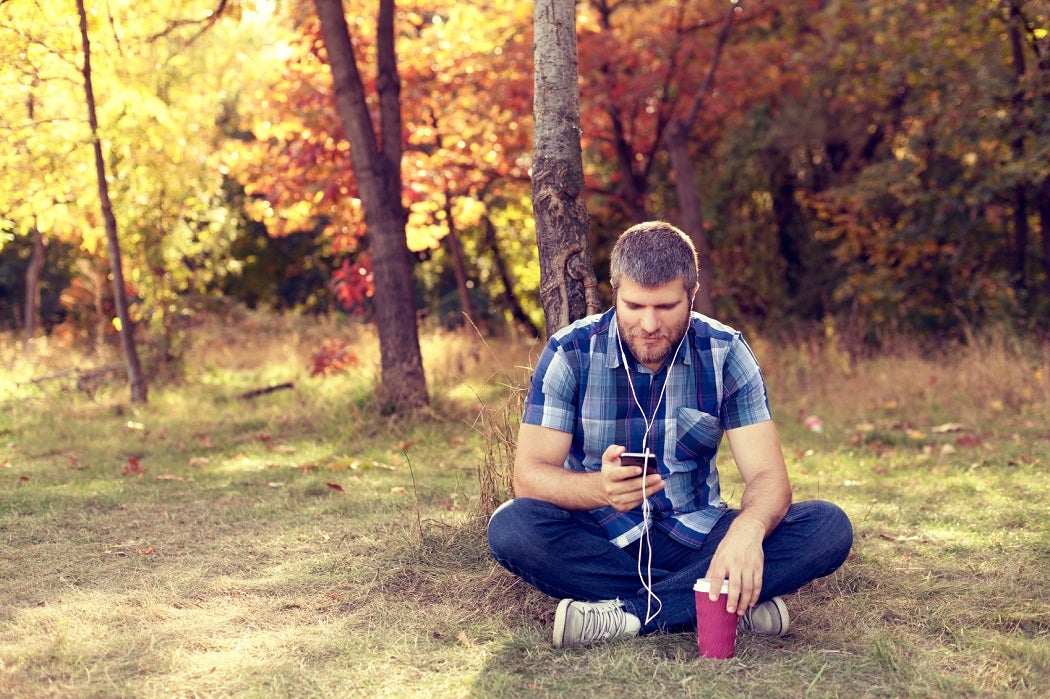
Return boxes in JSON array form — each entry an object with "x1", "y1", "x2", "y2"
[{"x1": 522, "y1": 307, "x2": 773, "y2": 549}]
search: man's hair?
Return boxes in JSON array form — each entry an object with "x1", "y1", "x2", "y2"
[{"x1": 609, "y1": 221, "x2": 698, "y2": 291}]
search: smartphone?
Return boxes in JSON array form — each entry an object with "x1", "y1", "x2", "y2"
[{"x1": 620, "y1": 451, "x2": 659, "y2": 475}]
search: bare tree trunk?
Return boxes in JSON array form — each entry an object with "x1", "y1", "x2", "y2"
[
  {"x1": 314, "y1": 0, "x2": 428, "y2": 409},
  {"x1": 482, "y1": 215, "x2": 541, "y2": 338},
  {"x1": 665, "y1": 124, "x2": 714, "y2": 316},
  {"x1": 1006, "y1": 0, "x2": 1029, "y2": 292},
  {"x1": 23, "y1": 227, "x2": 45, "y2": 342},
  {"x1": 532, "y1": 0, "x2": 600, "y2": 337},
  {"x1": 76, "y1": 0, "x2": 148, "y2": 403},
  {"x1": 663, "y1": 8, "x2": 735, "y2": 316},
  {"x1": 1041, "y1": 175, "x2": 1050, "y2": 299},
  {"x1": 443, "y1": 195, "x2": 476, "y2": 324}
]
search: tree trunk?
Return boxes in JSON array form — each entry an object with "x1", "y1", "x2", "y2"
[
  {"x1": 663, "y1": 7, "x2": 734, "y2": 316},
  {"x1": 665, "y1": 123, "x2": 714, "y2": 316},
  {"x1": 592, "y1": 3, "x2": 648, "y2": 224},
  {"x1": 1006, "y1": 0, "x2": 1028, "y2": 291},
  {"x1": 1040, "y1": 175, "x2": 1050, "y2": 299},
  {"x1": 23, "y1": 227, "x2": 45, "y2": 342},
  {"x1": 482, "y1": 215, "x2": 541, "y2": 338},
  {"x1": 443, "y1": 195, "x2": 476, "y2": 325},
  {"x1": 76, "y1": 0, "x2": 148, "y2": 403},
  {"x1": 314, "y1": 0, "x2": 428, "y2": 410},
  {"x1": 532, "y1": 0, "x2": 600, "y2": 337}
]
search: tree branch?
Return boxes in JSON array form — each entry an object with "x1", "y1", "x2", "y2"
[{"x1": 146, "y1": 0, "x2": 230, "y2": 44}]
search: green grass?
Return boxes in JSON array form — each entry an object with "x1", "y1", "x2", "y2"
[{"x1": 1, "y1": 313, "x2": 1048, "y2": 697}]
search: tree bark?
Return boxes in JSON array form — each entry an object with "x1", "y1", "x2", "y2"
[
  {"x1": 443, "y1": 195, "x2": 476, "y2": 325},
  {"x1": 76, "y1": 0, "x2": 148, "y2": 403},
  {"x1": 482, "y1": 215, "x2": 541, "y2": 338},
  {"x1": 532, "y1": 0, "x2": 600, "y2": 337},
  {"x1": 665, "y1": 122, "x2": 714, "y2": 316},
  {"x1": 23, "y1": 227, "x2": 45, "y2": 342},
  {"x1": 1006, "y1": 0, "x2": 1029, "y2": 291},
  {"x1": 1040, "y1": 175, "x2": 1050, "y2": 299},
  {"x1": 314, "y1": 0, "x2": 428, "y2": 409},
  {"x1": 663, "y1": 7, "x2": 735, "y2": 316}
]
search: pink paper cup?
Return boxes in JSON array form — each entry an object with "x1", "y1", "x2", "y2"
[{"x1": 694, "y1": 578, "x2": 738, "y2": 659}]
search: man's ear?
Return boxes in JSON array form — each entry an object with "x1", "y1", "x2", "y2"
[{"x1": 690, "y1": 283, "x2": 700, "y2": 305}]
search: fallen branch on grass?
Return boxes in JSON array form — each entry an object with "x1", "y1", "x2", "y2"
[
  {"x1": 237, "y1": 382, "x2": 295, "y2": 400},
  {"x1": 19, "y1": 365, "x2": 125, "y2": 397},
  {"x1": 23, "y1": 365, "x2": 125, "y2": 386}
]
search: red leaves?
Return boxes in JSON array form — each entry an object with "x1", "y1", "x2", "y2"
[
  {"x1": 122, "y1": 456, "x2": 145, "y2": 477},
  {"x1": 309, "y1": 337, "x2": 359, "y2": 377},
  {"x1": 330, "y1": 258, "x2": 374, "y2": 312}
]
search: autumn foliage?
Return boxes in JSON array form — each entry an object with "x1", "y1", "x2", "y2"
[{"x1": 1, "y1": 0, "x2": 1048, "y2": 347}]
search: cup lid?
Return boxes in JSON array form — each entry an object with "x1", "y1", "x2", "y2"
[{"x1": 693, "y1": 578, "x2": 730, "y2": 594}]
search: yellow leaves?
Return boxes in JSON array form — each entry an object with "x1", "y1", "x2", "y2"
[
  {"x1": 455, "y1": 197, "x2": 485, "y2": 228},
  {"x1": 34, "y1": 204, "x2": 74, "y2": 236},
  {"x1": 254, "y1": 118, "x2": 301, "y2": 142},
  {"x1": 406, "y1": 222, "x2": 445, "y2": 252}
]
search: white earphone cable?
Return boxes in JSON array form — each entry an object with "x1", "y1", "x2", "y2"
[{"x1": 614, "y1": 315, "x2": 687, "y2": 626}]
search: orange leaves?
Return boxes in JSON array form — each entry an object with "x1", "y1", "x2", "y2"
[
  {"x1": 329, "y1": 259, "x2": 374, "y2": 313},
  {"x1": 309, "y1": 337, "x2": 360, "y2": 377}
]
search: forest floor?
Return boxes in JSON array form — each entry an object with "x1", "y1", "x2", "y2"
[{"x1": 1, "y1": 311, "x2": 1048, "y2": 698}]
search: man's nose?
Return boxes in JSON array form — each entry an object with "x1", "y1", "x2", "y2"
[{"x1": 640, "y1": 308, "x2": 660, "y2": 333}]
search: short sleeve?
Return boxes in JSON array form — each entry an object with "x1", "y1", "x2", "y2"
[
  {"x1": 521, "y1": 343, "x2": 579, "y2": 435},
  {"x1": 719, "y1": 335, "x2": 772, "y2": 430}
]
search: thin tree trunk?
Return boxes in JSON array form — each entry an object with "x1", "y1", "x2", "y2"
[
  {"x1": 23, "y1": 227, "x2": 45, "y2": 342},
  {"x1": 1040, "y1": 175, "x2": 1050, "y2": 299},
  {"x1": 76, "y1": 0, "x2": 147, "y2": 403},
  {"x1": 665, "y1": 124, "x2": 713, "y2": 316},
  {"x1": 532, "y1": 0, "x2": 600, "y2": 336},
  {"x1": 1006, "y1": 0, "x2": 1028, "y2": 291},
  {"x1": 314, "y1": 0, "x2": 428, "y2": 409},
  {"x1": 443, "y1": 195, "x2": 476, "y2": 324},
  {"x1": 482, "y1": 215, "x2": 541, "y2": 338},
  {"x1": 663, "y1": 7, "x2": 735, "y2": 316}
]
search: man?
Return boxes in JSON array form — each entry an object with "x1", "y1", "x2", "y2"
[{"x1": 488, "y1": 221, "x2": 853, "y2": 648}]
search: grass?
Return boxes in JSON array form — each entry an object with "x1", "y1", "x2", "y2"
[{"x1": 1, "y1": 311, "x2": 1048, "y2": 698}]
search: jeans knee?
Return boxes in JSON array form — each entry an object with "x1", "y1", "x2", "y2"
[
  {"x1": 818, "y1": 501, "x2": 854, "y2": 565},
  {"x1": 487, "y1": 498, "x2": 549, "y2": 559},
  {"x1": 486, "y1": 499, "x2": 519, "y2": 561}
]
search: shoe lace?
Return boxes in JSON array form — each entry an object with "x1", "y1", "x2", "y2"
[
  {"x1": 581, "y1": 603, "x2": 627, "y2": 642},
  {"x1": 739, "y1": 606, "x2": 755, "y2": 632}
]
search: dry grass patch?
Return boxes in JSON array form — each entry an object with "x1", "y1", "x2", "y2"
[{"x1": 2, "y1": 314, "x2": 1048, "y2": 697}]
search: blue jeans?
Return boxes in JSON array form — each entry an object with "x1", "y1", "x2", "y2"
[{"x1": 487, "y1": 498, "x2": 853, "y2": 634}]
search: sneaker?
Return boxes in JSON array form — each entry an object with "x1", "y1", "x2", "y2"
[
  {"x1": 552, "y1": 599, "x2": 641, "y2": 648},
  {"x1": 738, "y1": 596, "x2": 789, "y2": 636}
]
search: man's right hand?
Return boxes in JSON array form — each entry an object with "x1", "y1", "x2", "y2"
[{"x1": 601, "y1": 445, "x2": 665, "y2": 512}]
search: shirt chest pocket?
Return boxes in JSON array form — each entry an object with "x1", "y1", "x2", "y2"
[{"x1": 672, "y1": 407, "x2": 723, "y2": 466}]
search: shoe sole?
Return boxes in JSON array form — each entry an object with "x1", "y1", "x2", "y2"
[
  {"x1": 767, "y1": 596, "x2": 790, "y2": 635},
  {"x1": 552, "y1": 598, "x2": 573, "y2": 648}
]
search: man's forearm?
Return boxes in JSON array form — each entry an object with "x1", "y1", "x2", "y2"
[
  {"x1": 735, "y1": 470, "x2": 792, "y2": 537},
  {"x1": 513, "y1": 463, "x2": 607, "y2": 511}
]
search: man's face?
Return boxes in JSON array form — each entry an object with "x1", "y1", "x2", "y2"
[{"x1": 614, "y1": 277, "x2": 694, "y2": 372}]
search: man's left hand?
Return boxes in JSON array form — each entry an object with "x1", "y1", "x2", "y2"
[{"x1": 703, "y1": 516, "x2": 766, "y2": 615}]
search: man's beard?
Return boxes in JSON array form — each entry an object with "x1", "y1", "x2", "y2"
[{"x1": 623, "y1": 314, "x2": 690, "y2": 368}]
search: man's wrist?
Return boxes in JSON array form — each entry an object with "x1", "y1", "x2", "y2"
[{"x1": 729, "y1": 514, "x2": 768, "y2": 541}]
